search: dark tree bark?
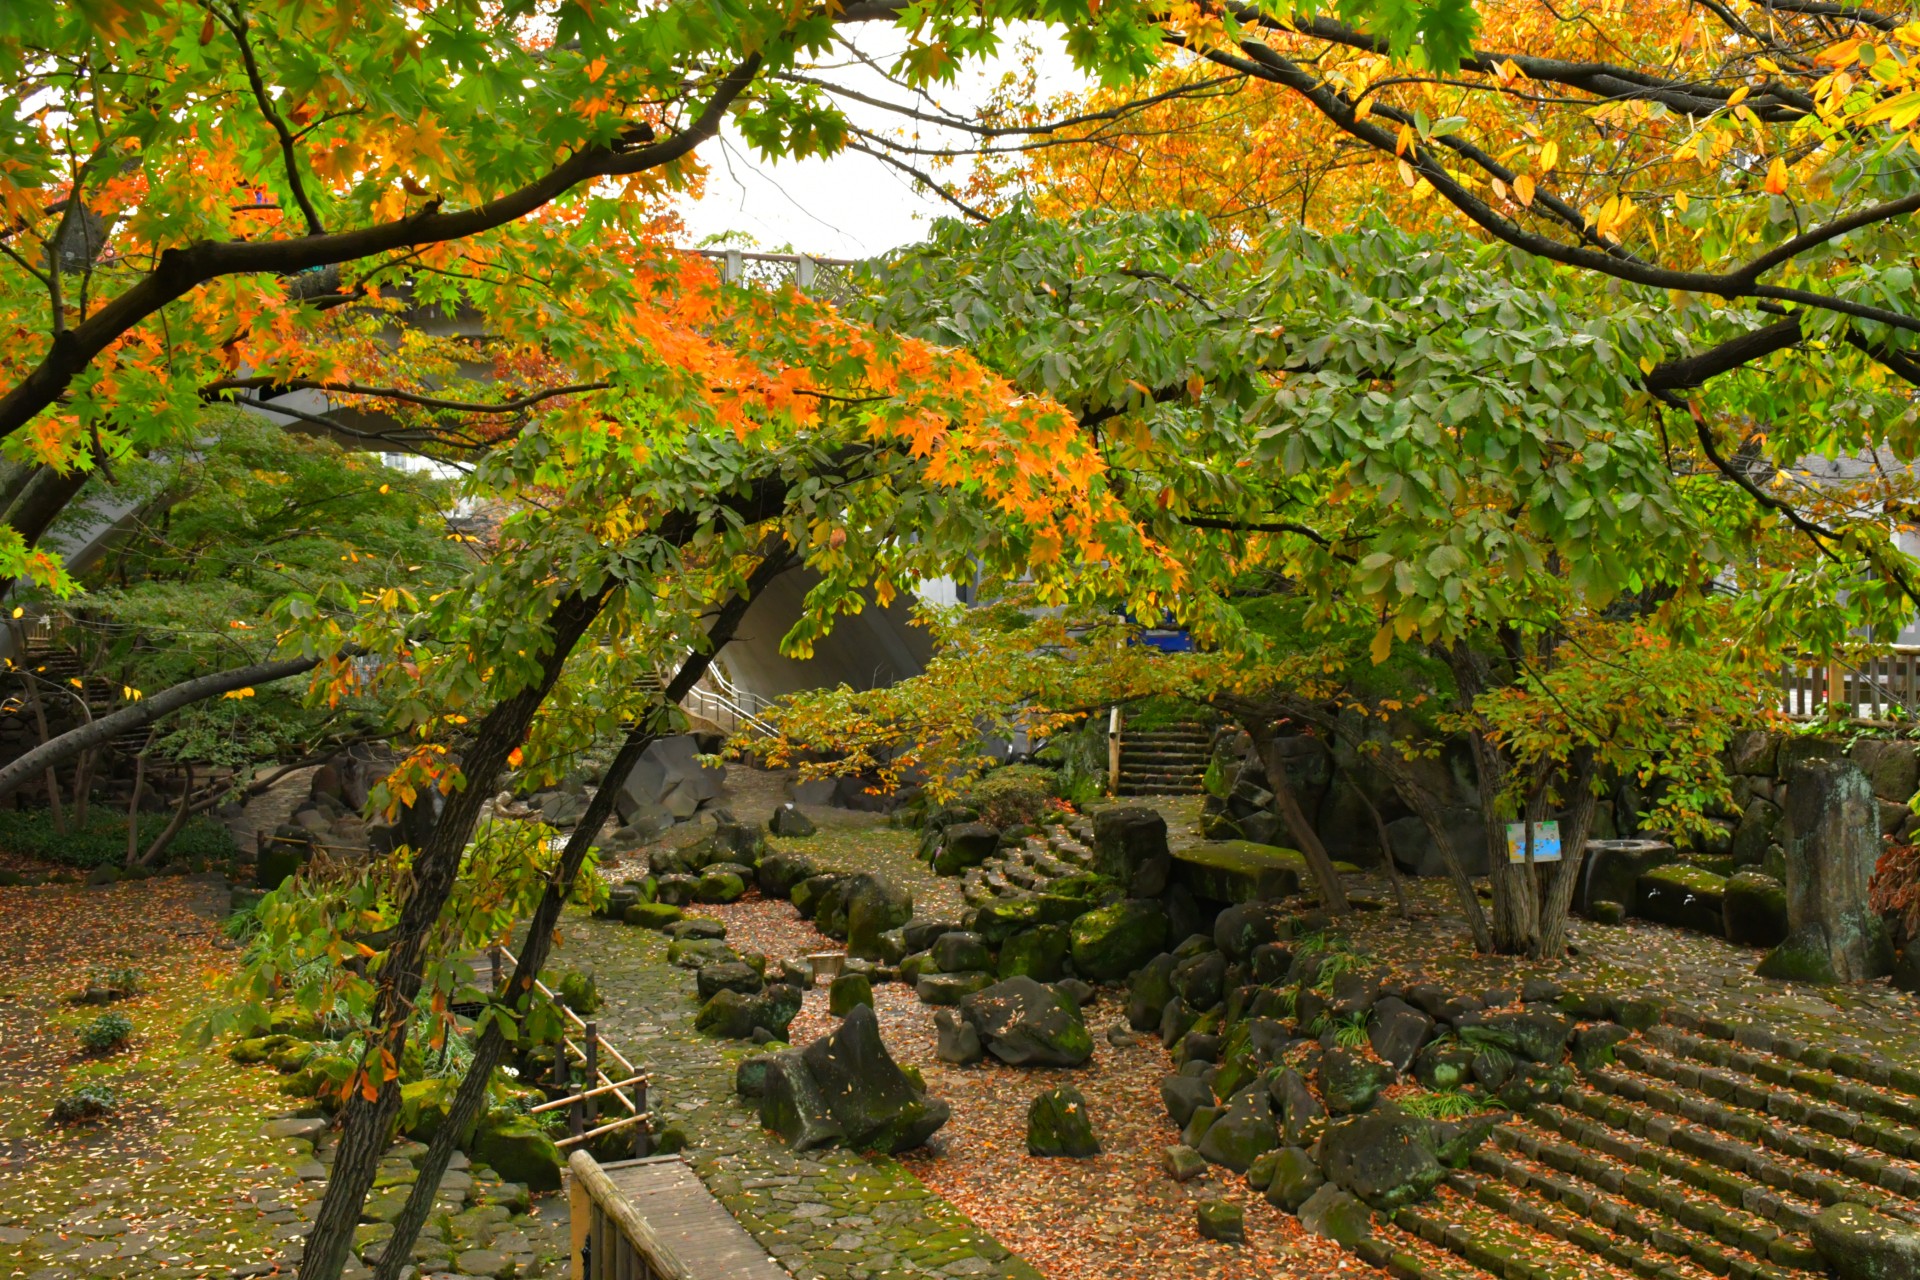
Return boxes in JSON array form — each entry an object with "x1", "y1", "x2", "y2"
[
  {"x1": 1232, "y1": 712, "x2": 1350, "y2": 914},
  {"x1": 0, "y1": 651, "x2": 326, "y2": 799},
  {"x1": 297, "y1": 589, "x2": 611, "y2": 1280},
  {"x1": 366, "y1": 542, "x2": 790, "y2": 1280},
  {"x1": 299, "y1": 474, "x2": 801, "y2": 1280}
]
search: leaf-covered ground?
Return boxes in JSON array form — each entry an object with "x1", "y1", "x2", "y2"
[{"x1": 0, "y1": 870, "x2": 313, "y2": 1279}]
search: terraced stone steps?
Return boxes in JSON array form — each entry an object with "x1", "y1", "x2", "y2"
[
  {"x1": 1115, "y1": 724, "x2": 1213, "y2": 796},
  {"x1": 957, "y1": 827, "x2": 1095, "y2": 908},
  {"x1": 1325, "y1": 1007, "x2": 1920, "y2": 1280}
]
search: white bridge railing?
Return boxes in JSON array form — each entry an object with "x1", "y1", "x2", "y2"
[{"x1": 678, "y1": 663, "x2": 776, "y2": 737}]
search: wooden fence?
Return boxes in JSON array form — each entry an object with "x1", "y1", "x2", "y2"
[
  {"x1": 489, "y1": 943, "x2": 651, "y2": 1155},
  {"x1": 1781, "y1": 645, "x2": 1920, "y2": 721},
  {"x1": 566, "y1": 1151, "x2": 696, "y2": 1280}
]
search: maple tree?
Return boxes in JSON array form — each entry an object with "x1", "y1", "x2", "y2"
[{"x1": 825, "y1": 204, "x2": 1904, "y2": 956}]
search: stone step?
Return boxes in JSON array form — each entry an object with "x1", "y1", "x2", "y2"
[
  {"x1": 1390, "y1": 1187, "x2": 1654, "y2": 1280},
  {"x1": 1114, "y1": 783, "x2": 1204, "y2": 796},
  {"x1": 1357, "y1": 1219, "x2": 1503, "y2": 1280},
  {"x1": 1494, "y1": 1112, "x2": 1820, "y2": 1254},
  {"x1": 1579, "y1": 1066, "x2": 1920, "y2": 1212},
  {"x1": 1661, "y1": 1008, "x2": 1920, "y2": 1100},
  {"x1": 1468, "y1": 1133, "x2": 1812, "y2": 1276},
  {"x1": 1118, "y1": 749, "x2": 1208, "y2": 766},
  {"x1": 1642, "y1": 1025, "x2": 1920, "y2": 1134}
]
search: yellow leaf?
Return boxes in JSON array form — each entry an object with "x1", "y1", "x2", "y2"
[
  {"x1": 8, "y1": 607, "x2": 19, "y2": 618},
  {"x1": 1764, "y1": 156, "x2": 1789, "y2": 195},
  {"x1": 1674, "y1": 190, "x2": 1689, "y2": 212},
  {"x1": 1396, "y1": 123, "x2": 1414, "y2": 156},
  {"x1": 223, "y1": 687, "x2": 256, "y2": 700},
  {"x1": 1370, "y1": 624, "x2": 1393, "y2": 665},
  {"x1": 1539, "y1": 140, "x2": 1559, "y2": 172},
  {"x1": 1514, "y1": 173, "x2": 1536, "y2": 207},
  {"x1": 1354, "y1": 95, "x2": 1374, "y2": 121},
  {"x1": 1728, "y1": 85, "x2": 1750, "y2": 108}
]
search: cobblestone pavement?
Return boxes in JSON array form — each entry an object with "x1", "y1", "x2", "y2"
[{"x1": 555, "y1": 909, "x2": 1042, "y2": 1280}]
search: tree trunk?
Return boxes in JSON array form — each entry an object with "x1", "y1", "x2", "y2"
[
  {"x1": 297, "y1": 590, "x2": 610, "y2": 1280},
  {"x1": 0, "y1": 464, "x2": 91, "y2": 601},
  {"x1": 0, "y1": 651, "x2": 327, "y2": 799},
  {"x1": 1244, "y1": 719, "x2": 1350, "y2": 913},
  {"x1": 1365, "y1": 743, "x2": 1495, "y2": 953},
  {"x1": 138, "y1": 763, "x2": 195, "y2": 867},
  {"x1": 17, "y1": 656, "x2": 67, "y2": 834},
  {"x1": 365, "y1": 544, "x2": 790, "y2": 1280},
  {"x1": 1340, "y1": 762, "x2": 1409, "y2": 918},
  {"x1": 71, "y1": 744, "x2": 95, "y2": 827},
  {"x1": 123, "y1": 741, "x2": 150, "y2": 867},
  {"x1": 1533, "y1": 750, "x2": 1597, "y2": 960}
]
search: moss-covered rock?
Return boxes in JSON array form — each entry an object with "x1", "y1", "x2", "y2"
[
  {"x1": 1811, "y1": 1201, "x2": 1920, "y2": 1280},
  {"x1": 1723, "y1": 870, "x2": 1789, "y2": 947},
  {"x1": 829, "y1": 972, "x2": 874, "y2": 1017},
  {"x1": 622, "y1": 901, "x2": 682, "y2": 930},
  {"x1": 471, "y1": 1115, "x2": 562, "y2": 1192},
  {"x1": 998, "y1": 924, "x2": 1070, "y2": 982},
  {"x1": 1265, "y1": 1145, "x2": 1325, "y2": 1213},
  {"x1": 1634, "y1": 863, "x2": 1728, "y2": 935},
  {"x1": 1026, "y1": 1085, "x2": 1100, "y2": 1158},
  {"x1": 1069, "y1": 898, "x2": 1170, "y2": 981},
  {"x1": 1195, "y1": 1199, "x2": 1245, "y2": 1244},
  {"x1": 694, "y1": 869, "x2": 747, "y2": 903},
  {"x1": 1171, "y1": 841, "x2": 1305, "y2": 904}
]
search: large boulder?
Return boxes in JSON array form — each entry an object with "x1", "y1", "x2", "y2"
[
  {"x1": 1455, "y1": 1009, "x2": 1572, "y2": 1063},
  {"x1": 1848, "y1": 739, "x2": 1920, "y2": 804},
  {"x1": 959, "y1": 976, "x2": 1093, "y2": 1067},
  {"x1": 769, "y1": 804, "x2": 817, "y2": 837},
  {"x1": 1092, "y1": 807, "x2": 1171, "y2": 896},
  {"x1": 1265, "y1": 1146, "x2": 1325, "y2": 1212},
  {"x1": 1297, "y1": 1184, "x2": 1372, "y2": 1247},
  {"x1": 1367, "y1": 997, "x2": 1436, "y2": 1075},
  {"x1": 1126, "y1": 952, "x2": 1178, "y2": 1031},
  {"x1": 759, "y1": 1051, "x2": 846, "y2": 1151},
  {"x1": 1767, "y1": 759, "x2": 1895, "y2": 981},
  {"x1": 470, "y1": 1115, "x2": 563, "y2": 1192},
  {"x1": 1321, "y1": 1106, "x2": 1444, "y2": 1210},
  {"x1": 1171, "y1": 951, "x2": 1228, "y2": 1013},
  {"x1": 1194, "y1": 1088, "x2": 1277, "y2": 1173},
  {"x1": 1027, "y1": 1085, "x2": 1100, "y2": 1157},
  {"x1": 694, "y1": 986, "x2": 800, "y2": 1040},
  {"x1": 1069, "y1": 899, "x2": 1170, "y2": 981},
  {"x1": 1213, "y1": 902, "x2": 1293, "y2": 961},
  {"x1": 612, "y1": 734, "x2": 725, "y2": 825},
  {"x1": 934, "y1": 1008, "x2": 985, "y2": 1064},
  {"x1": 799, "y1": 1005, "x2": 950, "y2": 1153},
  {"x1": 934, "y1": 823, "x2": 1000, "y2": 875},
  {"x1": 1810, "y1": 1202, "x2": 1920, "y2": 1280},
  {"x1": 846, "y1": 877, "x2": 915, "y2": 959},
  {"x1": 1272, "y1": 1067, "x2": 1326, "y2": 1145},
  {"x1": 756, "y1": 851, "x2": 818, "y2": 899},
  {"x1": 1320, "y1": 1047, "x2": 1394, "y2": 1114},
  {"x1": 1172, "y1": 841, "x2": 1307, "y2": 904},
  {"x1": 998, "y1": 925, "x2": 1070, "y2": 982},
  {"x1": 931, "y1": 931, "x2": 994, "y2": 974}
]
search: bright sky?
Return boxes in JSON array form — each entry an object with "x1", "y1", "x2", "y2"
[{"x1": 676, "y1": 24, "x2": 1089, "y2": 260}]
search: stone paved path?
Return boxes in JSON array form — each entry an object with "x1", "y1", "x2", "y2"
[{"x1": 554, "y1": 909, "x2": 1042, "y2": 1280}]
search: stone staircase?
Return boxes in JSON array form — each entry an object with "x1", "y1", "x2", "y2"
[
  {"x1": 958, "y1": 823, "x2": 1098, "y2": 909},
  {"x1": 1353, "y1": 1009, "x2": 1920, "y2": 1280},
  {"x1": 1116, "y1": 723, "x2": 1213, "y2": 796}
]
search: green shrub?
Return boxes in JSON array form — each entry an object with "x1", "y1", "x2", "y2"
[
  {"x1": 78, "y1": 966, "x2": 142, "y2": 1003},
  {"x1": 51, "y1": 1083, "x2": 118, "y2": 1122},
  {"x1": 961, "y1": 764, "x2": 1059, "y2": 828},
  {"x1": 0, "y1": 808, "x2": 235, "y2": 869},
  {"x1": 79, "y1": 1011, "x2": 134, "y2": 1053},
  {"x1": 1400, "y1": 1089, "x2": 1485, "y2": 1120}
]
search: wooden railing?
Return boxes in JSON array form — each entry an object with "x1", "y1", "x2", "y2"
[
  {"x1": 489, "y1": 943, "x2": 651, "y2": 1154},
  {"x1": 1781, "y1": 645, "x2": 1920, "y2": 721},
  {"x1": 567, "y1": 1151, "x2": 695, "y2": 1280}
]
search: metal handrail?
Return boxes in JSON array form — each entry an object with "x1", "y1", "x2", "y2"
[{"x1": 567, "y1": 1151, "x2": 696, "y2": 1280}]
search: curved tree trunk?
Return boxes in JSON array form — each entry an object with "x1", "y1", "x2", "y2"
[
  {"x1": 367, "y1": 543, "x2": 790, "y2": 1280},
  {"x1": 297, "y1": 589, "x2": 610, "y2": 1280},
  {"x1": 1244, "y1": 718, "x2": 1350, "y2": 914}
]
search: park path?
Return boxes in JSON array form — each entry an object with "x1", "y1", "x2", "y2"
[{"x1": 554, "y1": 901, "x2": 1042, "y2": 1280}]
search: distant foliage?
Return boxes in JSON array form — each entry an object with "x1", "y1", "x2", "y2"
[
  {"x1": 1871, "y1": 843, "x2": 1920, "y2": 945},
  {"x1": 0, "y1": 809, "x2": 234, "y2": 869},
  {"x1": 78, "y1": 1012, "x2": 134, "y2": 1053}
]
